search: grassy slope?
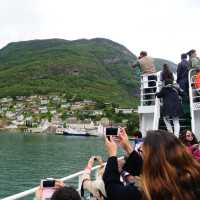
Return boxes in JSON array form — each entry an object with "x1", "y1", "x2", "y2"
[
  {"x1": 0, "y1": 38, "x2": 139, "y2": 106},
  {"x1": 0, "y1": 38, "x2": 177, "y2": 107}
]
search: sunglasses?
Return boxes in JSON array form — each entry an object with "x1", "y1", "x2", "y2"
[{"x1": 186, "y1": 134, "x2": 193, "y2": 137}]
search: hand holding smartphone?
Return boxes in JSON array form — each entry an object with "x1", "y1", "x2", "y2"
[
  {"x1": 41, "y1": 178, "x2": 55, "y2": 200},
  {"x1": 105, "y1": 127, "x2": 119, "y2": 141}
]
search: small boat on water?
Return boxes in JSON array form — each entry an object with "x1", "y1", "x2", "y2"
[
  {"x1": 56, "y1": 126, "x2": 103, "y2": 136},
  {"x1": 63, "y1": 127, "x2": 90, "y2": 136}
]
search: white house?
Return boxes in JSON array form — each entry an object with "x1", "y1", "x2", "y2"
[
  {"x1": 67, "y1": 121, "x2": 95, "y2": 129},
  {"x1": 115, "y1": 108, "x2": 134, "y2": 114},
  {"x1": 51, "y1": 96, "x2": 61, "y2": 103},
  {"x1": 1, "y1": 107, "x2": 8, "y2": 112},
  {"x1": 25, "y1": 116, "x2": 33, "y2": 121},
  {"x1": 39, "y1": 107, "x2": 48, "y2": 113},
  {"x1": 50, "y1": 110, "x2": 57, "y2": 114},
  {"x1": 17, "y1": 115, "x2": 24, "y2": 121},
  {"x1": 97, "y1": 117, "x2": 110, "y2": 126},
  {"x1": 12, "y1": 120, "x2": 24, "y2": 126},
  {"x1": 5, "y1": 111, "x2": 16, "y2": 119},
  {"x1": 71, "y1": 103, "x2": 84, "y2": 110},
  {"x1": 61, "y1": 103, "x2": 70, "y2": 108},
  {"x1": 91, "y1": 110, "x2": 103, "y2": 115},
  {"x1": 41, "y1": 99, "x2": 49, "y2": 105},
  {"x1": 0, "y1": 97, "x2": 13, "y2": 103},
  {"x1": 16, "y1": 96, "x2": 25, "y2": 101}
]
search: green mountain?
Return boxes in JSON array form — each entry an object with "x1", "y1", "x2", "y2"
[
  {"x1": 154, "y1": 58, "x2": 177, "y2": 72},
  {"x1": 0, "y1": 38, "x2": 176, "y2": 106}
]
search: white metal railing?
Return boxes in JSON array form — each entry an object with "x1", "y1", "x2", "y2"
[
  {"x1": 153, "y1": 72, "x2": 162, "y2": 130},
  {"x1": 140, "y1": 72, "x2": 161, "y2": 130},
  {"x1": 140, "y1": 73, "x2": 158, "y2": 106},
  {"x1": 1, "y1": 157, "x2": 124, "y2": 200},
  {"x1": 1, "y1": 164, "x2": 104, "y2": 200}
]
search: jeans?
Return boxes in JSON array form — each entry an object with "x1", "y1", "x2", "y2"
[{"x1": 163, "y1": 116, "x2": 180, "y2": 137}]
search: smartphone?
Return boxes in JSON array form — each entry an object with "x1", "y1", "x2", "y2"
[
  {"x1": 106, "y1": 127, "x2": 119, "y2": 136},
  {"x1": 132, "y1": 138, "x2": 144, "y2": 152},
  {"x1": 94, "y1": 157, "x2": 97, "y2": 161},
  {"x1": 41, "y1": 179, "x2": 55, "y2": 187},
  {"x1": 41, "y1": 179, "x2": 55, "y2": 200}
]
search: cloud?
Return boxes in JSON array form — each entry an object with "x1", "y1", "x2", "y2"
[
  {"x1": 0, "y1": 0, "x2": 200, "y2": 62},
  {"x1": 0, "y1": 0, "x2": 42, "y2": 47}
]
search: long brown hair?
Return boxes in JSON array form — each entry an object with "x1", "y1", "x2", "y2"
[
  {"x1": 141, "y1": 130, "x2": 200, "y2": 200},
  {"x1": 179, "y1": 129, "x2": 198, "y2": 146},
  {"x1": 161, "y1": 64, "x2": 174, "y2": 83}
]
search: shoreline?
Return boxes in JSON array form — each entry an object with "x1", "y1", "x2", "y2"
[{"x1": 0, "y1": 128, "x2": 21, "y2": 133}]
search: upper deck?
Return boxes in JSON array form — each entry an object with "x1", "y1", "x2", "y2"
[{"x1": 138, "y1": 69, "x2": 200, "y2": 139}]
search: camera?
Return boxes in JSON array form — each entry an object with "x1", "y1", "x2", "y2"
[
  {"x1": 94, "y1": 157, "x2": 97, "y2": 161},
  {"x1": 41, "y1": 179, "x2": 55, "y2": 188},
  {"x1": 41, "y1": 178, "x2": 55, "y2": 200},
  {"x1": 105, "y1": 127, "x2": 119, "y2": 136}
]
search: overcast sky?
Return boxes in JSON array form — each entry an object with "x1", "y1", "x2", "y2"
[{"x1": 0, "y1": 0, "x2": 199, "y2": 63}]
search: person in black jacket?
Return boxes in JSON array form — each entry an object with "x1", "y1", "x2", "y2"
[
  {"x1": 104, "y1": 130, "x2": 200, "y2": 200},
  {"x1": 177, "y1": 53, "x2": 189, "y2": 95},
  {"x1": 156, "y1": 79, "x2": 183, "y2": 137},
  {"x1": 103, "y1": 128, "x2": 142, "y2": 200}
]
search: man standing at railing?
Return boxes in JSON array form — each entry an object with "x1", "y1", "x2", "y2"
[
  {"x1": 187, "y1": 49, "x2": 200, "y2": 69},
  {"x1": 131, "y1": 51, "x2": 157, "y2": 105},
  {"x1": 177, "y1": 53, "x2": 189, "y2": 96}
]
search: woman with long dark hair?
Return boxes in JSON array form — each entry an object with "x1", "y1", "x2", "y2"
[
  {"x1": 141, "y1": 130, "x2": 200, "y2": 200},
  {"x1": 104, "y1": 129, "x2": 200, "y2": 200},
  {"x1": 160, "y1": 63, "x2": 174, "y2": 84},
  {"x1": 179, "y1": 130, "x2": 200, "y2": 161}
]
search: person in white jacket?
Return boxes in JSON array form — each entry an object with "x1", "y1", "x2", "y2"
[{"x1": 81, "y1": 156, "x2": 106, "y2": 200}]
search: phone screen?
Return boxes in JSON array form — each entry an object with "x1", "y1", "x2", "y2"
[
  {"x1": 106, "y1": 127, "x2": 118, "y2": 136},
  {"x1": 42, "y1": 180, "x2": 55, "y2": 187},
  {"x1": 41, "y1": 179, "x2": 55, "y2": 200},
  {"x1": 132, "y1": 138, "x2": 143, "y2": 152}
]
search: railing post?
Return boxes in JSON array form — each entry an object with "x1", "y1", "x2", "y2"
[
  {"x1": 188, "y1": 69, "x2": 196, "y2": 134},
  {"x1": 77, "y1": 175, "x2": 83, "y2": 194}
]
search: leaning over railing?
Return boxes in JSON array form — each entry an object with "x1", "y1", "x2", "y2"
[{"x1": 1, "y1": 164, "x2": 104, "y2": 200}]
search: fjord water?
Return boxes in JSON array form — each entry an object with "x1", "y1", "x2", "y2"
[{"x1": 0, "y1": 132, "x2": 107, "y2": 199}]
